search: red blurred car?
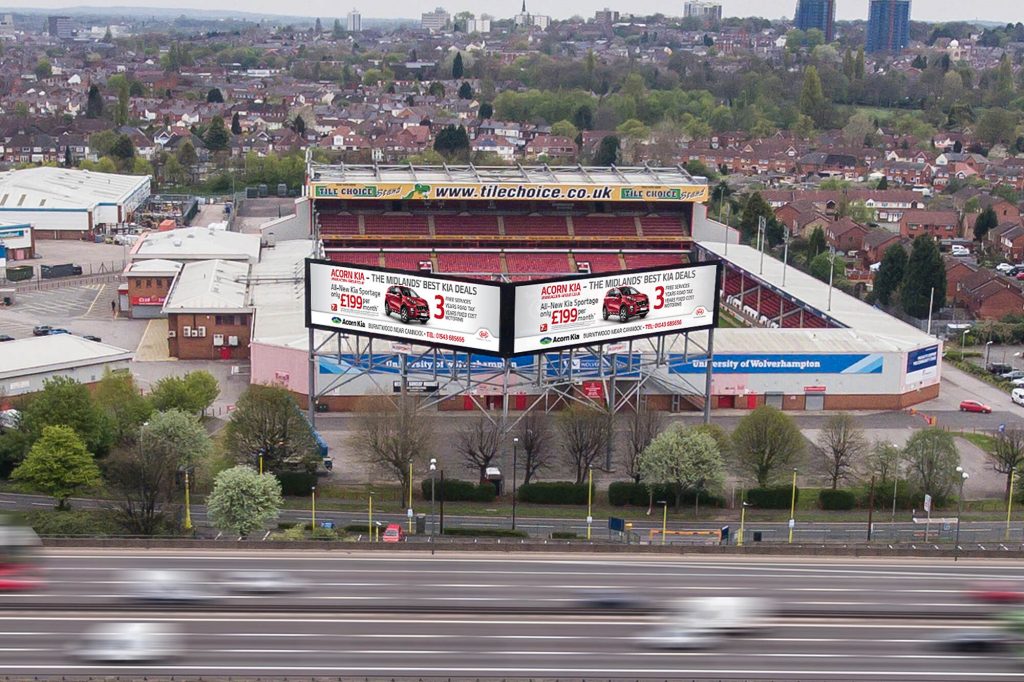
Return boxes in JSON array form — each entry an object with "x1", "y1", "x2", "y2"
[
  {"x1": 965, "y1": 582, "x2": 1024, "y2": 604},
  {"x1": 382, "y1": 523, "x2": 405, "y2": 543},
  {"x1": 603, "y1": 286, "x2": 649, "y2": 322},
  {"x1": 959, "y1": 400, "x2": 992, "y2": 414},
  {"x1": 384, "y1": 286, "x2": 430, "y2": 324}
]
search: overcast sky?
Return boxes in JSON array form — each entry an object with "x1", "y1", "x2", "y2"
[{"x1": 0, "y1": 0, "x2": 1018, "y2": 23}]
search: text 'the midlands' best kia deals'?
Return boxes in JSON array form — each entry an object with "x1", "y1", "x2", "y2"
[
  {"x1": 511, "y1": 263, "x2": 718, "y2": 354},
  {"x1": 306, "y1": 261, "x2": 503, "y2": 354}
]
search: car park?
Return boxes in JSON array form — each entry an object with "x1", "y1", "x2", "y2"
[{"x1": 959, "y1": 400, "x2": 992, "y2": 414}]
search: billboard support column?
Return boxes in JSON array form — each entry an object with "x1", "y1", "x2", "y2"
[
  {"x1": 607, "y1": 346, "x2": 616, "y2": 470},
  {"x1": 703, "y1": 328, "x2": 715, "y2": 425},
  {"x1": 400, "y1": 352, "x2": 409, "y2": 396},
  {"x1": 307, "y1": 327, "x2": 317, "y2": 427}
]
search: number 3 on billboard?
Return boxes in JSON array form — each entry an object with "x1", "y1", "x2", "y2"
[
  {"x1": 654, "y1": 286, "x2": 665, "y2": 310},
  {"x1": 434, "y1": 295, "x2": 445, "y2": 319}
]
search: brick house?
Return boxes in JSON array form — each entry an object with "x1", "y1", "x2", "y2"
[
  {"x1": 999, "y1": 225, "x2": 1024, "y2": 262},
  {"x1": 862, "y1": 228, "x2": 902, "y2": 266},
  {"x1": 963, "y1": 278, "x2": 1024, "y2": 321},
  {"x1": 123, "y1": 259, "x2": 182, "y2": 319},
  {"x1": 826, "y1": 217, "x2": 870, "y2": 253},
  {"x1": 899, "y1": 210, "x2": 961, "y2": 241},
  {"x1": 163, "y1": 259, "x2": 252, "y2": 361}
]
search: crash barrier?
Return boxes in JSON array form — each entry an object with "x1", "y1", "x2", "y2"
[{"x1": 648, "y1": 529, "x2": 723, "y2": 545}]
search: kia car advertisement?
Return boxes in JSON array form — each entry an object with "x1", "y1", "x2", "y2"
[
  {"x1": 306, "y1": 260, "x2": 503, "y2": 354},
  {"x1": 511, "y1": 263, "x2": 719, "y2": 355}
]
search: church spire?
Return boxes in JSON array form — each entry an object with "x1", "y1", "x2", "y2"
[{"x1": 521, "y1": 0, "x2": 526, "y2": 13}]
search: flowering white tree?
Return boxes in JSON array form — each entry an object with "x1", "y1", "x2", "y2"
[
  {"x1": 639, "y1": 426, "x2": 724, "y2": 508},
  {"x1": 207, "y1": 465, "x2": 283, "y2": 538}
]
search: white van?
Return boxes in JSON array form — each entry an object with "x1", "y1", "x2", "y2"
[
  {"x1": 1013, "y1": 388, "x2": 1024, "y2": 407},
  {"x1": 951, "y1": 244, "x2": 970, "y2": 257}
]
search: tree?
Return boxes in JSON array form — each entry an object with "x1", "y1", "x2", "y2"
[
  {"x1": 455, "y1": 416, "x2": 501, "y2": 482},
  {"x1": 150, "y1": 371, "x2": 219, "y2": 416},
  {"x1": 224, "y1": 384, "x2": 321, "y2": 473},
  {"x1": 333, "y1": 18, "x2": 343, "y2": 38},
  {"x1": 816, "y1": 413, "x2": 867, "y2": 489},
  {"x1": 877, "y1": 176, "x2": 889, "y2": 190},
  {"x1": 314, "y1": 17, "x2": 322, "y2": 33},
  {"x1": 140, "y1": 408, "x2": 212, "y2": 471},
  {"x1": 739, "y1": 192, "x2": 774, "y2": 242},
  {"x1": 478, "y1": 102, "x2": 493, "y2": 119},
  {"x1": 799, "y1": 65, "x2": 829, "y2": 127},
  {"x1": 105, "y1": 438, "x2": 180, "y2": 535},
  {"x1": 593, "y1": 135, "x2": 620, "y2": 166},
  {"x1": 292, "y1": 115, "x2": 306, "y2": 136},
  {"x1": 350, "y1": 396, "x2": 432, "y2": 494},
  {"x1": 21, "y1": 376, "x2": 112, "y2": 457},
  {"x1": 865, "y1": 441, "x2": 901, "y2": 483},
  {"x1": 902, "y1": 429, "x2": 960, "y2": 501},
  {"x1": 206, "y1": 465, "x2": 283, "y2": 538},
  {"x1": 176, "y1": 139, "x2": 198, "y2": 168},
  {"x1": 427, "y1": 81, "x2": 445, "y2": 98},
  {"x1": 86, "y1": 84, "x2": 104, "y2": 119},
  {"x1": 842, "y1": 112, "x2": 874, "y2": 147},
  {"x1": 458, "y1": 82, "x2": 473, "y2": 100},
  {"x1": 991, "y1": 429, "x2": 1024, "y2": 502},
  {"x1": 974, "y1": 206, "x2": 999, "y2": 241},
  {"x1": 12, "y1": 425, "x2": 100, "y2": 510},
  {"x1": 433, "y1": 125, "x2": 471, "y2": 161},
  {"x1": 108, "y1": 73, "x2": 130, "y2": 126},
  {"x1": 624, "y1": 405, "x2": 664, "y2": 483},
  {"x1": 573, "y1": 104, "x2": 594, "y2": 131},
  {"x1": 976, "y1": 108, "x2": 1019, "y2": 147},
  {"x1": 206, "y1": 87, "x2": 224, "y2": 103},
  {"x1": 639, "y1": 426, "x2": 724, "y2": 509},
  {"x1": 901, "y1": 235, "x2": 946, "y2": 319},
  {"x1": 806, "y1": 226, "x2": 827, "y2": 260},
  {"x1": 874, "y1": 243, "x2": 907, "y2": 306},
  {"x1": 94, "y1": 369, "x2": 152, "y2": 446},
  {"x1": 110, "y1": 134, "x2": 135, "y2": 168},
  {"x1": 34, "y1": 59, "x2": 52, "y2": 81},
  {"x1": 517, "y1": 412, "x2": 551, "y2": 485},
  {"x1": 731, "y1": 405, "x2": 805, "y2": 487},
  {"x1": 231, "y1": 111, "x2": 242, "y2": 135},
  {"x1": 452, "y1": 51, "x2": 464, "y2": 79},
  {"x1": 204, "y1": 116, "x2": 230, "y2": 152},
  {"x1": 809, "y1": 251, "x2": 845, "y2": 284},
  {"x1": 558, "y1": 404, "x2": 613, "y2": 484}
]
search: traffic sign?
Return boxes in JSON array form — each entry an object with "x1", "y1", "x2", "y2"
[{"x1": 924, "y1": 494, "x2": 932, "y2": 513}]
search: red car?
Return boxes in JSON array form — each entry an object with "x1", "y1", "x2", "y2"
[
  {"x1": 385, "y1": 286, "x2": 430, "y2": 324},
  {"x1": 603, "y1": 286, "x2": 649, "y2": 322},
  {"x1": 965, "y1": 582, "x2": 1024, "y2": 604},
  {"x1": 382, "y1": 523, "x2": 405, "y2": 543},
  {"x1": 959, "y1": 400, "x2": 992, "y2": 414}
]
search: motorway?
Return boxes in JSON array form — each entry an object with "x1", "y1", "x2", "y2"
[{"x1": 0, "y1": 550, "x2": 1022, "y2": 679}]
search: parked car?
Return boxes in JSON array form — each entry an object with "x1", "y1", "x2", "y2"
[
  {"x1": 959, "y1": 400, "x2": 992, "y2": 414},
  {"x1": 82, "y1": 335, "x2": 102, "y2": 342},
  {"x1": 384, "y1": 286, "x2": 430, "y2": 324},
  {"x1": 382, "y1": 523, "x2": 405, "y2": 543},
  {"x1": 1011, "y1": 377, "x2": 1024, "y2": 387},
  {"x1": 31, "y1": 325, "x2": 52, "y2": 336},
  {"x1": 988, "y1": 363, "x2": 1013, "y2": 375},
  {"x1": 1001, "y1": 369, "x2": 1024, "y2": 380},
  {"x1": 1013, "y1": 388, "x2": 1024, "y2": 407},
  {"x1": 951, "y1": 245, "x2": 970, "y2": 257},
  {"x1": 47, "y1": 328, "x2": 70, "y2": 335},
  {"x1": 0, "y1": 334, "x2": 13, "y2": 342},
  {"x1": 603, "y1": 286, "x2": 650, "y2": 322},
  {"x1": 996, "y1": 263, "x2": 1015, "y2": 273}
]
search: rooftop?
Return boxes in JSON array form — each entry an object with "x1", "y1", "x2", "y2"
[
  {"x1": 125, "y1": 259, "x2": 183, "y2": 276},
  {"x1": 163, "y1": 259, "x2": 251, "y2": 314},
  {"x1": 132, "y1": 227, "x2": 261, "y2": 264},
  {"x1": 0, "y1": 335, "x2": 133, "y2": 380},
  {"x1": 249, "y1": 239, "x2": 315, "y2": 345},
  {"x1": 0, "y1": 167, "x2": 149, "y2": 210}
]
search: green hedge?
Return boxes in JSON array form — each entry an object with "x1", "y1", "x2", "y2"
[
  {"x1": 608, "y1": 481, "x2": 726, "y2": 508},
  {"x1": 442, "y1": 527, "x2": 528, "y2": 538},
  {"x1": 551, "y1": 531, "x2": 579, "y2": 539},
  {"x1": 517, "y1": 481, "x2": 589, "y2": 505},
  {"x1": 420, "y1": 478, "x2": 496, "y2": 502},
  {"x1": 818, "y1": 489, "x2": 856, "y2": 510},
  {"x1": 945, "y1": 357, "x2": 1013, "y2": 391},
  {"x1": 746, "y1": 486, "x2": 800, "y2": 509},
  {"x1": 275, "y1": 471, "x2": 317, "y2": 497},
  {"x1": 20, "y1": 510, "x2": 134, "y2": 536},
  {"x1": 854, "y1": 480, "x2": 918, "y2": 510}
]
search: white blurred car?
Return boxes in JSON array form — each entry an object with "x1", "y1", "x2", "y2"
[
  {"x1": 222, "y1": 570, "x2": 304, "y2": 594},
  {"x1": 123, "y1": 569, "x2": 214, "y2": 603},
  {"x1": 637, "y1": 625, "x2": 721, "y2": 650},
  {"x1": 70, "y1": 622, "x2": 183, "y2": 663},
  {"x1": 997, "y1": 263, "x2": 1015, "y2": 273}
]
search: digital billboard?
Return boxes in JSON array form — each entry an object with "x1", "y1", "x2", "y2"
[
  {"x1": 511, "y1": 262, "x2": 719, "y2": 355},
  {"x1": 306, "y1": 260, "x2": 504, "y2": 354}
]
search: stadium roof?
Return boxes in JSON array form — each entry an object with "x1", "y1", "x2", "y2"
[
  {"x1": 308, "y1": 164, "x2": 706, "y2": 186},
  {"x1": 0, "y1": 167, "x2": 149, "y2": 210}
]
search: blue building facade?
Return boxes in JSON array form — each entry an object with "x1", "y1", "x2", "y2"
[
  {"x1": 794, "y1": 0, "x2": 835, "y2": 43},
  {"x1": 866, "y1": 0, "x2": 911, "y2": 53}
]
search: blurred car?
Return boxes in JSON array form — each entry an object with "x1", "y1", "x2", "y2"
[
  {"x1": 222, "y1": 570, "x2": 304, "y2": 594},
  {"x1": 1011, "y1": 378, "x2": 1024, "y2": 387},
  {"x1": 82, "y1": 335, "x2": 102, "y2": 342},
  {"x1": 668, "y1": 596, "x2": 772, "y2": 637},
  {"x1": 69, "y1": 622, "x2": 183, "y2": 663},
  {"x1": 0, "y1": 334, "x2": 13, "y2": 342},
  {"x1": 577, "y1": 589, "x2": 644, "y2": 609},
  {"x1": 382, "y1": 523, "x2": 405, "y2": 543},
  {"x1": 966, "y1": 582, "x2": 1024, "y2": 604},
  {"x1": 997, "y1": 263, "x2": 1015, "y2": 273},
  {"x1": 959, "y1": 400, "x2": 992, "y2": 414},
  {"x1": 31, "y1": 325, "x2": 52, "y2": 336},
  {"x1": 1002, "y1": 370, "x2": 1024, "y2": 380},
  {"x1": 637, "y1": 625, "x2": 721, "y2": 650},
  {"x1": 123, "y1": 569, "x2": 213, "y2": 603},
  {"x1": 47, "y1": 328, "x2": 70, "y2": 335},
  {"x1": 932, "y1": 630, "x2": 1015, "y2": 653}
]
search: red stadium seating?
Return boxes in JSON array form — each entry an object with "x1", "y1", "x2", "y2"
[
  {"x1": 436, "y1": 252, "x2": 502, "y2": 274},
  {"x1": 384, "y1": 252, "x2": 433, "y2": 272},
  {"x1": 505, "y1": 252, "x2": 573, "y2": 279},
  {"x1": 574, "y1": 252, "x2": 623, "y2": 273},
  {"x1": 623, "y1": 253, "x2": 684, "y2": 269},
  {"x1": 503, "y1": 215, "x2": 569, "y2": 236},
  {"x1": 327, "y1": 251, "x2": 381, "y2": 267},
  {"x1": 363, "y1": 214, "x2": 430, "y2": 236},
  {"x1": 573, "y1": 216, "x2": 639, "y2": 237},
  {"x1": 723, "y1": 272, "x2": 742, "y2": 296},
  {"x1": 434, "y1": 214, "x2": 500, "y2": 236},
  {"x1": 319, "y1": 213, "x2": 360, "y2": 236},
  {"x1": 639, "y1": 215, "x2": 686, "y2": 237}
]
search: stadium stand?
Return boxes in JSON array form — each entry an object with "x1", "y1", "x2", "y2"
[
  {"x1": 639, "y1": 215, "x2": 686, "y2": 237},
  {"x1": 363, "y1": 214, "x2": 430, "y2": 236},
  {"x1": 384, "y1": 252, "x2": 433, "y2": 271},
  {"x1": 504, "y1": 214, "x2": 569, "y2": 236},
  {"x1": 436, "y1": 251, "x2": 502, "y2": 275},
  {"x1": 319, "y1": 213, "x2": 361, "y2": 236},
  {"x1": 624, "y1": 253, "x2": 684, "y2": 269},
  {"x1": 505, "y1": 252, "x2": 574, "y2": 279},
  {"x1": 434, "y1": 214, "x2": 500, "y2": 236},
  {"x1": 327, "y1": 250, "x2": 381, "y2": 267},
  {"x1": 573, "y1": 215, "x2": 639, "y2": 237},
  {"x1": 574, "y1": 252, "x2": 624, "y2": 273}
]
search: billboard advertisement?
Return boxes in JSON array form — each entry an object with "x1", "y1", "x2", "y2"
[
  {"x1": 511, "y1": 263, "x2": 719, "y2": 355},
  {"x1": 669, "y1": 353, "x2": 885, "y2": 375},
  {"x1": 310, "y1": 181, "x2": 709, "y2": 203},
  {"x1": 905, "y1": 345, "x2": 939, "y2": 384},
  {"x1": 306, "y1": 260, "x2": 504, "y2": 354}
]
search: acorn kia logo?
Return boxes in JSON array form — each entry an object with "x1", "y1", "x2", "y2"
[
  {"x1": 331, "y1": 316, "x2": 342, "y2": 323},
  {"x1": 540, "y1": 336, "x2": 553, "y2": 345}
]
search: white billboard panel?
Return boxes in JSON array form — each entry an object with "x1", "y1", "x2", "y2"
[
  {"x1": 306, "y1": 260, "x2": 503, "y2": 354},
  {"x1": 511, "y1": 263, "x2": 719, "y2": 355}
]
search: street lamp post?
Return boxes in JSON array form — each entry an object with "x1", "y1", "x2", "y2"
[
  {"x1": 586, "y1": 466, "x2": 593, "y2": 540},
  {"x1": 511, "y1": 437, "x2": 519, "y2": 530},
  {"x1": 985, "y1": 341, "x2": 994, "y2": 369},
  {"x1": 407, "y1": 458, "x2": 414, "y2": 536},
  {"x1": 368, "y1": 493, "x2": 374, "y2": 541},
  {"x1": 311, "y1": 485, "x2": 316, "y2": 530},
  {"x1": 429, "y1": 458, "x2": 437, "y2": 538},
  {"x1": 1006, "y1": 468, "x2": 1017, "y2": 543},
  {"x1": 657, "y1": 500, "x2": 668, "y2": 546},
  {"x1": 738, "y1": 501, "x2": 750, "y2": 547},
  {"x1": 955, "y1": 466, "x2": 969, "y2": 561},
  {"x1": 183, "y1": 469, "x2": 192, "y2": 532},
  {"x1": 827, "y1": 247, "x2": 836, "y2": 312},
  {"x1": 788, "y1": 468, "x2": 798, "y2": 544}
]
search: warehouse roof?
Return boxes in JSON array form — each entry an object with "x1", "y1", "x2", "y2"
[
  {"x1": 125, "y1": 259, "x2": 183, "y2": 276},
  {"x1": 0, "y1": 167, "x2": 149, "y2": 210},
  {"x1": 163, "y1": 259, "x2": 250, "y2": 314},
  {"x1": 0, "y1": 335, "x2": 133, "y2": 380},
  {"x1": 249, "y1": 239, "x2": 315, "y2": 345},
  {"x1": 132, "y1": 227, "x2": 261, "y2": 263}
]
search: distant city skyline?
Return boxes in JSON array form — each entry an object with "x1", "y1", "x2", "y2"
[{"x1": 0, "y1": 0, "x2": 1019, "y2": 24}]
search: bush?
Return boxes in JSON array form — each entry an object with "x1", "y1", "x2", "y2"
[
  {"x1": 420, "y1": 478, "x2": 496, "y2": 502},
  {"x1": 20, "y1": 510, "x2": 127, "y2": 536},
  {"x1": 275, "y1": 471, "x2": 317, "y2": 497},
  {"x1": 818, "y1": 489, "x2": 856, "y2": 510},
  {"x1": 551, "y1": 531, "x2": 578, "y2": 539},
  {"x1": 746, "y1": 486, "x2": 800, "y2": 509},
  {"x1": 442, "y1": 527, "x2": 528, "y2": 538},
  {"x1": 517, "y1": 481, "x2": 589, "y2": 505},
  {"x1": 608, "y1": 481, "x2": 726, "y2": 508},
  {"x1": 854, "y1": 479, "x2": 917, "y2": 510}
]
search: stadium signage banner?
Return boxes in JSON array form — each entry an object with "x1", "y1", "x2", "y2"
[
  {"x1": 905, "y1": 345, "x2": 939, "y2": 384},
  {"x1": 306, "y1": 260, "x2": 503, "y2": 354},
  {"x1": 511, "y1": 263, "x2": 719, "y2": 355},
  {"x1": 669, "y1": 353, "x2": 885, "y2": 375},
  {"x1": 310, "y1": 182, "x2": 709, "y2": 203}
]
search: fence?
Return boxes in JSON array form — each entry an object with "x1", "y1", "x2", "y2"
[{"x1": 13, "y1": 272, "x2": 122, "y2": 292}]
